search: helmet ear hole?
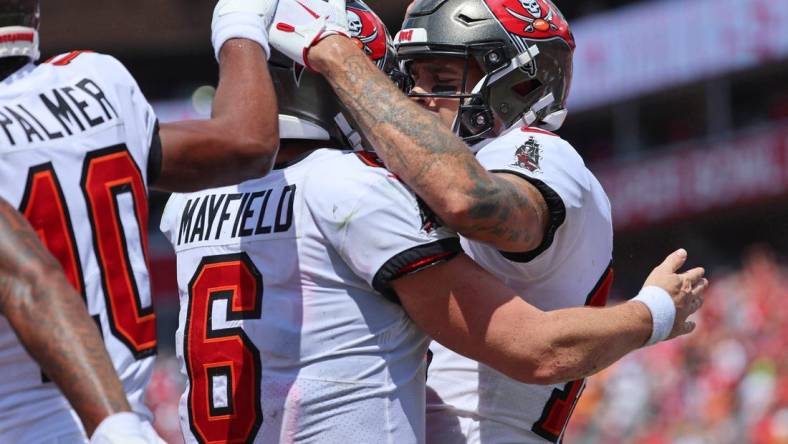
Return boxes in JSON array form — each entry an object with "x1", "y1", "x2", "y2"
[
  {"x1": 512, "y1": 79, "x2": 542, "y2": 98},
  {"x1": 483, "y1": 49, "x2": 506, "y2": 71}
]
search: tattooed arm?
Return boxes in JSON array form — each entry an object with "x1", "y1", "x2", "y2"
[
  {"x1": 0, "y1": 198, "x2": 130, "y2": 436},
  {"x1": 308, "y1": 37, "x2": 548, "y2": 252}
]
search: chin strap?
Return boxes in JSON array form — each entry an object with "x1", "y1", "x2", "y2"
[
  {"x1": 539, "y1": 108, "x2": 568, "y2": 131},
  {"x1": 334, "y1": 112, "x2": 368, "y2": 151},
  {"x1": 521, "y1": 92, "x2": 555, "y2": 126},
  {"x1": 0, "y1": 26, "x2": 39, "y2": 61}
]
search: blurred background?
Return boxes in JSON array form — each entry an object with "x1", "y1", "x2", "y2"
[{"x1": 39, "y1": 0, "x2": 788, "y2": 442}]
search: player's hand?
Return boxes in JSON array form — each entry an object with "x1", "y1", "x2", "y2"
[
  {"x1": 643, "y1": 248, "x2": 708, "y2": 339},
  {"x1": 212, "y1": 0, "x2": 280, "y2": 60},
  {"x1": 268, "y1": 0, "x2": 350, "y2": 70},
  {"x1": 89, "y1": 413, "x2": 166, "y2": 444}
]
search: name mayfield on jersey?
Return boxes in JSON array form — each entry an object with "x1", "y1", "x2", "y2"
[{"x1": 161, "y1": 149, "x2": 462, "y2": 443}]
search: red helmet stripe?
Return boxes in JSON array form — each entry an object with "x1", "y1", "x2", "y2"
[{"x1": 0, "y1": 32, "x2": 34, "y2": 43}]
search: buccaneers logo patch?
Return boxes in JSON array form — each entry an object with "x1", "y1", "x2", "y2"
[
  {"x1": 483, "y1": 0, "x2": 573, "y2": 46},
  {"x1": 512, "y1": 136, "x2": 542, "y2": 172}
]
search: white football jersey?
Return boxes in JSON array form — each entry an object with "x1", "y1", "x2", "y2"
[
  {"x1": 160, "y1": 149, "x2": 462, "y2": 444},
  {"x1": 425, "y1": 126, "x2": 614, "y2": 444},
  {"x1": 0, "y1": 52, "x2": 158, "y2": 442}
]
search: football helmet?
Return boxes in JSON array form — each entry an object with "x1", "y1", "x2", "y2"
[
  {"x1": 395, "y1": 0, "x2": 575, "y2": 143},
  {"x1": 271, "y1": 0, "x2": 402, "y2": 150},
  {"x1": 0, "y1": 0, "x2": 40, "y2": 61}
]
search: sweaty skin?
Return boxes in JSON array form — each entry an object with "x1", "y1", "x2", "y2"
[
  {"x1": 308, "y1": 36, "x2": 548, "y2": 253},
  {"x1": 0, "y1": 198, "x2": 130, "y2": 436}
]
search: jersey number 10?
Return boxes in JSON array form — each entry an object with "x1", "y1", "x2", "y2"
[{"x1": 19, "y1": 144, "x2": 157, "y2": 359}]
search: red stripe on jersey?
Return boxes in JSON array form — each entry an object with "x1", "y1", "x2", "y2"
[
  {"x1": 397, "y1": 251, "x2": 455, "y2": 276},
  {"x1": 0, "y1": 32, "x2": 34, "y2": 43},
  {"x1": 47, "y1": 50, "x2": 93, "y2": 66},
  {"x1": 521, "y1": 126, "x2": 558, "y2": 137},
  {"x1": 585, "y1": 265, "x2": 613, "y2": 307},
  {"x1": 355, "y1": 151, "x2": 386, "y2": 168}
]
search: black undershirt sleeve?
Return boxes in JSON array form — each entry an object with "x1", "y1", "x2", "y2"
[
  {"x1": 372, "y1": 238, "x2": 463, "y2": 303},
  {"x1": 490, "y1": 169, "x2": 567, "y2": 263},
  {"x1": 147, "y1": 120, "x2": 163, "y2": 185}
]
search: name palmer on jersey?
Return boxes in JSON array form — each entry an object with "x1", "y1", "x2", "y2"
[
  {"x1": 176, "y1": 184, "x2": 297, "y2": 247},
  {"x1": 0, "y1": 51, "x2": 158, "y2": 442},
  {"x1": 0, "y1": 76, "x2": 117, "y2": 146}
]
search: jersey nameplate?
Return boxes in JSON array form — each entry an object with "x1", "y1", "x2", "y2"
[
  {"x1": 0, "y1": 77, "x2": 117, "y2": 148},
  {"x1": 175, "y1": 184, "x2": 297, "y2": 248}
]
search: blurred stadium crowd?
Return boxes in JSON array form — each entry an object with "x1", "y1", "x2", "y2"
[
  {"x1": 37, "y1": 0, "x2": 788, "y2": 442},
  {"x1": 565, "y1": 249, "x2": 788, "y2": 444}
]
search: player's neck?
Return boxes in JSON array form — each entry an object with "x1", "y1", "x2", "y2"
[{"x1": 0, "y1": 58, "x2": 29, "y2": 81}]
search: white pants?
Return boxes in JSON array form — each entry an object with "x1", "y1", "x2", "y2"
[
  {"x1": 35, "y1": 432, "x2": 88, "y2": 444},
  {"x1": 426, "y1": 409, "x2": 552, "y2": 444}
]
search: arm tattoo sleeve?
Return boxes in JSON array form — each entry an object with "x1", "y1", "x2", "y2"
[
  {"x1": 314, "y1": 41, "x2": 542, "y2": 249},
  {"x1": 0, "y1": 197, "x2": 130, "y2": 436}
]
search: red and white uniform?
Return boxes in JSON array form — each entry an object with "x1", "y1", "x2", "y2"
[
  {"x1": 160, "y1": 149, "x2": 462, "y2": 443},
  {"x1": 425, "y1": 127, "x2": 614, "y2": 444},
  {"x1": 0, "y1": 52, "x2": 158, "y2": 442}
]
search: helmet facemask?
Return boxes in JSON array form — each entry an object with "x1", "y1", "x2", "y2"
[{"x1": 398, "y1": 41, "x2": 546, "y2": 145}]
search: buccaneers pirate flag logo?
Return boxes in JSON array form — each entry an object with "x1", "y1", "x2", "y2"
[
  {"x1": 346, "y1": 6, "x2": 388, "y2": 68},
  {"x1": 483, "y1": 0, "x2": 573, "y2": 45}
]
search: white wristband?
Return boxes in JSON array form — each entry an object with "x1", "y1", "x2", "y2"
[
  {"x1": 632, "y1": 286, "x2": 675, "y2": 346},
  {"x1": 212, "y1": 12, "x2": 270, "y2": 61},
  {"x1": 90, "y1": 412, "x2": 144, "y2": 444}
]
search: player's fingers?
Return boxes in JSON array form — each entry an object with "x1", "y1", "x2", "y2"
[
  {"x1": 692, "y1": 278, "x2": 709, "y2": 294},
  {"x1": 328, "y1": 0, "x2": 346, "y2": 14},
  {"x1": 329, "y1": 0, "x2": 347, "y2": 26},
  {"x1": 657, "y1": 248, "x2": 687, "y2": 273},
  {"x1": 681, "y1": 267, "x2": 705, "y2": 286}
]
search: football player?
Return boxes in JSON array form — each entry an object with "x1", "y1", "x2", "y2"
[
  {"x1": 278, "y1": 0, "x2": 704, "y2": 442},
  {"x1": 0, "y1": 197, "x2": 160, "y2": 443},
  {"x1": 0, "y1": 0, "x2": 279, "y2": 441},
  {"x1": 159, "y1": 1, "x2": 706, "y2": 442}
]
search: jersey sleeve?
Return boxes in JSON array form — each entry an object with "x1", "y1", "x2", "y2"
[
  {"x1": 304, "y1": 153, "x2": 462, "y2": 298},
  {"x1": 474, "y1": 128, "x2": 588, "y2": 262},
  {"x1": 78, "y1": 52, "x2": 161, "y2": 184},
  {"x1": 159, "y1": 192, "x2": 187, "y2": 246}
]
